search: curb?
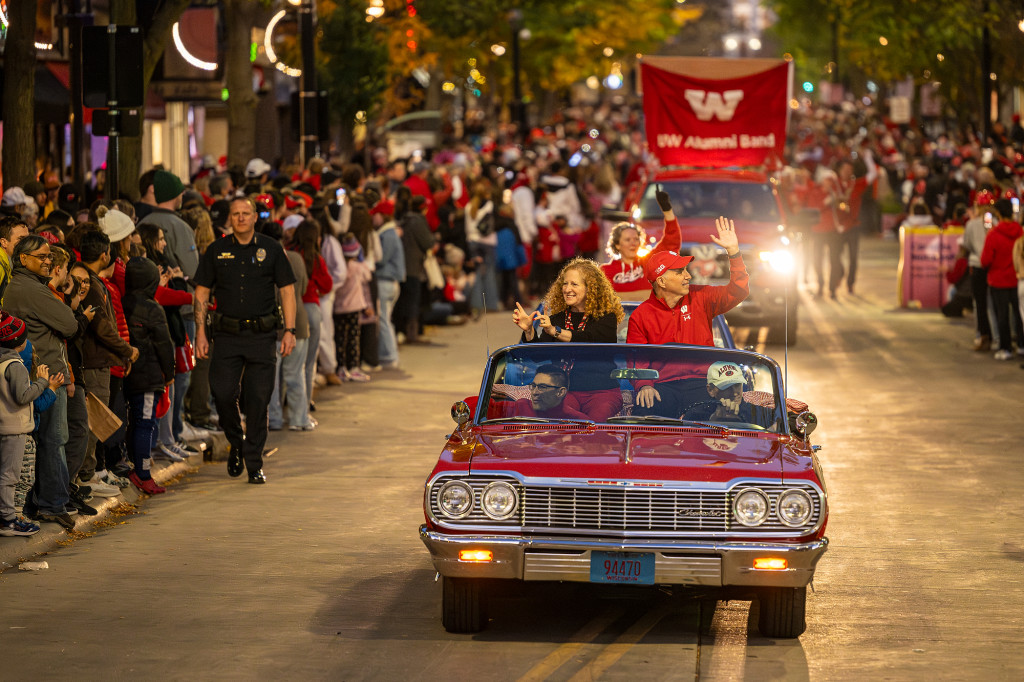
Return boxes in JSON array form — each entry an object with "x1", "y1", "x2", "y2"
[{"x1": 0, "y1": 432, "x2": 229, "y2": 573}]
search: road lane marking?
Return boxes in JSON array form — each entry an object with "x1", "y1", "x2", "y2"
[
  {"x1": 517, "y1": 609, "x2": 625, "y2": 682},
  {"x1": 566, "y1": 605, "x2": 671, "y2": 681}
]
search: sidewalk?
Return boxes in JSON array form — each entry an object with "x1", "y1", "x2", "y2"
[{"x1": 0, "y1": 432, "x2": 229, "y2": 572}]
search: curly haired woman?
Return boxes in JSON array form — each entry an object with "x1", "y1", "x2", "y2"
[
  {"x1": 512, "y1": 257, "x2": 625, "y2": 420},
  {"x1": 601, "y1": 186, "x2": 681, "y2": 301}
]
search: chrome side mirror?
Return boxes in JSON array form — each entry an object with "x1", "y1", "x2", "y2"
[
  {"x1": 451, "y1": 401, "x2": 472, "y2": 427},
  {"x1": 793, "y1": 411, "x2": 817, "y2": 438}
]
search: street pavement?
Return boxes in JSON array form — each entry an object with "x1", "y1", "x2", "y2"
[{"x1": 1, "y1": 234, "x2": 1022, "y2": 681}]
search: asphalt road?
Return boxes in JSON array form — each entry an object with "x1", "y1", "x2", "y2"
[{"x1": 2, "y1": 235, "x2": 1022, "y2": 681}]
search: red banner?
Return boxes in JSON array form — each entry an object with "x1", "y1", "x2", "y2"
[{"x1": 641, "y1": 58, "x2": 791, "y2": 168}]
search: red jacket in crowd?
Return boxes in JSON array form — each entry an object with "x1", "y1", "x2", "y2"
[{"x1": 981, "y1": 219, "x2": 1024, "y2": 288}]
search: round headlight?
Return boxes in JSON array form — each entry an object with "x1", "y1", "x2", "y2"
[
  {"x1": 437, "y1": 481, "x2": 474, "y2": 519},
  {"x1": 733, "y1": 488, "x2": 769, "y2": 527},
  {"x1": 481, "y1": 481, "x2": 519, "y2": 520},
  {"x1": 777, "y1": 489, "x2": 813, "y2": 527}
]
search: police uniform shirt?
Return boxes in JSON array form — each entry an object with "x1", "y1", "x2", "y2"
[{"x1": 193, "y1": 232, "x2": 296, "y2": 319}]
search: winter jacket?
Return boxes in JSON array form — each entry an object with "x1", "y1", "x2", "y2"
[
  {"x1": 2, "y1": 265, "x2": 78, "y2": 383},
  {"x1": 297, "y1": 253, "x2": 333, "y2": 305},
  {"x1": 400, "y1": 212, "x2": 437, "y2": 282},
  {"x1": 121, "y1": 258, "x2": 175, "y2": 395},
  {"x1": 81, "y1": 269, "x2": 134, "y2": 370},
  {"x1": 375, "y1": 220, "x2": 406, "y2": 284},
  {"x1": 980, "y1": 219, "x2": 1024, "y2": 288},
  {"x1": 334, "y1": 259, "x2": 372, "y2": 315},
  {"x1": 321, "y1": 234, "x2": 349, "y2": 294},
  {"x1": 0, "y1": 346, "x2": 48, "y2": 435}
]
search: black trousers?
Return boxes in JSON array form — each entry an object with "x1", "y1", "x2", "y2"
[
  {"x1": 632, "y1": 378, "x2": 709, "y2": 420},
  {"x1": 990, "y1": 286, "x2": 1024, "y2": 352},
  {"x1": 210, "y1": 330, "x2": 277, "y2": 474},
  {"x1": 970, "y1": 267, "x2": 993, "y2": 338},
  {"x1": 65, "y1": 384, "x2": 89, "y2": 481},
  {"x1": 811, "y1": 232, "x2": 842, "y2": 296},
  {"x1": 834, "y1": 227, "x2": 860, "y2": 293}
]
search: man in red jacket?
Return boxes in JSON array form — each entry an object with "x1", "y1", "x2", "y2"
[
  {"x1": 627, "y1": 216, "x2": 748, "y2": 415},
  {"x1": 981, "y1": 199, "x2": 1024, "y2": 360}
]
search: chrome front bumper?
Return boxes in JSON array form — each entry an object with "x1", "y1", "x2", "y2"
[{"x1": 420, "y1": 526, "x2": 827, "y2": 588}]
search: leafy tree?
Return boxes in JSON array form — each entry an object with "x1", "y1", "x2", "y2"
[
  {"x1": 766, "y1": 0, "x2": 1024, "y2": 126},
  {"x1": 1, "y1": 0, "x2": 38, "y2": 187},
  {"x1": 317, "y1": 0, "x2": 391, "y2": 150},
  {"x1": 412, "y1": 0, "x2": 690, "y2": 114}
]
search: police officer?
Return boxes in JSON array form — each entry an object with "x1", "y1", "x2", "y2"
[{"x1": 194, "y1": 196, "x2": 297, "y2": 484}]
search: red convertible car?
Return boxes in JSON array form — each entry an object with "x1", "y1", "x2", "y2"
[{"x1": 420, "y1": 343, "x2": 827, "y2": 638}]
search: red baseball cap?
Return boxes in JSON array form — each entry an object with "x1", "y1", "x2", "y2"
[{"x1": 645, "y1": 250, "x2": 693, "y2": 282}]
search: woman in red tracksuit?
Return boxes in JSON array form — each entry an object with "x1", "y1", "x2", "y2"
[{"x1": 600, "y1": 186, "x2": 681, "y2": 300}]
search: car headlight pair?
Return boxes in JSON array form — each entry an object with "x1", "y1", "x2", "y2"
[
  {"x1": 437, "y1": 480, "x2": 519, "y2": 520},
  {"x1": 733, "y1": 488, "x2": 813, "y2": 527}
]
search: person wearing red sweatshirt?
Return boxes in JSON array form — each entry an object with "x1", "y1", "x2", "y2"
[
  {"x1": 600, "y1": 186, "x2": 681, "y2": 301},
  {"x1": 981, "y1": 199, "x2": 1024, "y2": 360},
  {"x1": 626, "y1": 216, "x2": 748, "y2": 417}
]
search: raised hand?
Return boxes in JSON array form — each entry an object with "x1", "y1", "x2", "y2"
[
  {"x1": 48, "y1": 372, "x2": 65, "y2": 390},
  {"x1": 655, "y1": 183, "x2": 673, "y2": 213},
  {"x1": 711, "y1": 216, "x2": 739, "y2": 255},
  {"x1": 512, "y1": 302, "x2": 537, "y2": 332}
]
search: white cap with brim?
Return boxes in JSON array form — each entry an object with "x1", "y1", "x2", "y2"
[{"x1": 707, "y1": 361, "x2": 745, "y2": 389}]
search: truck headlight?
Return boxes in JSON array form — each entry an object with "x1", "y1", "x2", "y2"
[
  {"x1": 759, "y1": 249, "x2": 795, "y2": 273},
  {"x1": 733, "y1": 488, "x2": 770, "y2": 526},
  {"x1": 481, "y1": 481, "x2": 519, "y2": 520},
  {"x1": 777, "y1": 489, "x2": 813, "y2": 527},
  {"x1": 437, "y1": 481, "x2": 474, "y2": 519}
]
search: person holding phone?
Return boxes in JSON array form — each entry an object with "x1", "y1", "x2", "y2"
[{"x1": 512, "y1": 258, "x2": 624, "y2": 421}]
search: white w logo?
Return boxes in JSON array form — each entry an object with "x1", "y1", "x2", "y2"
[{"x1": 683, "y1": 89, "x2": 744, "y2": 121}]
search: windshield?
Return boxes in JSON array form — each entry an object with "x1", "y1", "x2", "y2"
[
  {"x1": 637, "y1": 180, "x2": 780, "y2": 222},
  {"x1": 481, "y1": 344, "x2": 784, "y2": 432}
]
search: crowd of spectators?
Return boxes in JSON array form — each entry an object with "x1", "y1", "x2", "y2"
[{"x1": 4, "y1": 95, "x2": 1024, "y2": 535}]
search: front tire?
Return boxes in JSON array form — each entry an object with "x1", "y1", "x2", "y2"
[
  {"x1": 757, "y1": 586, "x2": 806, "y2": 638},
  {"x1": 442, "y1": 576, "x2": 487, "y2": 633}
]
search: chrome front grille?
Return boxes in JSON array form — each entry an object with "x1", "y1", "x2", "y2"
[
  {"x1": 427, "y1": 474, "x2": 822, "y2": 537},
  {"x1": 523, "y1": 487, "x2": 729, "y2": 532}
]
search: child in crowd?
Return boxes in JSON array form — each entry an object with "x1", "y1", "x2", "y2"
[
  {"x1": 14, "y1": 337, "x2": 58, "y2": 514},
  {"x1": 1, "y1": 312, "x2": 61, "y2": 536},
  {"x1": 120, "y1": 258, "x2": 176, "y2": 494},
  {"x1": 333, "y1": 236, "x2": 373, "y2": 382}
]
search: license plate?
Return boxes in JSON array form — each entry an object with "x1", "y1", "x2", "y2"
[{"x1": 589, "y1": 551, "x2": 655, "y2": 585}]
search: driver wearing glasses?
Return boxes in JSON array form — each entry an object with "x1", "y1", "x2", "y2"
[{"x1": 515, "y1": 364, "x2": 589, "y2": 420}]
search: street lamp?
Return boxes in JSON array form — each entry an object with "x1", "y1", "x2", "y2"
[
  {"x1": 295, "y1": 0, "x2": 319, "y2": 166},
  {"x1": 508, "y1": 9, "x2": 527, "y2": 136}
]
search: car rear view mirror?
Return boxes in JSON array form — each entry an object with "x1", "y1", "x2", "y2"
[
  {"x1": 610, "y1": 368, "x2": 660, "y2": 380},
  {"x1": 451, "y1": 401, "x2": 472, "y2": 426}
]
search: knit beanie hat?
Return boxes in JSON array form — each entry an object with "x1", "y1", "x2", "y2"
[
  {"x1": 153, "y1": 170, "x2": 185, "y2": 204},
  {"x1": 99, "y1": 209, "x2": 136, "y2": 242},
  {"x1": 0, "y1": 311, "x2": 27, "y2": 348}
]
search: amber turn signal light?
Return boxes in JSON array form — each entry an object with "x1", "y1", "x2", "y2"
[
  {"x1": 459, "y1": 550, "x2": 494, "y2": 562},
  {"x1": 752, "y1": 557, "x2": 788, "y2": 570}
]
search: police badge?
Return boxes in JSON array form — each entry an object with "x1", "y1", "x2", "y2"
[{"x1": 256, "y1": 247, "x2": 267, "y2": 262}]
